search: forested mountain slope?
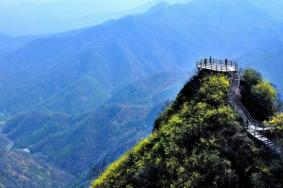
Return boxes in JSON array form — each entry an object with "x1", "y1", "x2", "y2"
[
  {"x1": 1, "y1": 71, "x2": 185, "y2": 182},
  {"x1": 0, "y1": 151, "x2": 74, "y2": 188},
  {"x1": 0, "y1": 132, "x2": 73, "y2": 188},
  {"x1": 2, "y1": 104, "x2": 162, "y2": 179},
  {"x1": 92, "y1": 71, "x2": 283, "y2": 187}
]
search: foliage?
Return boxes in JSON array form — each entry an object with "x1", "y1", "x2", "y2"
[
  {"x1": 241, "y1": 69, "x2": 278, "y2": 121},
  {"x1": 199, "y1": 75, "x2": 229, "y2": 106},
  {"x1": 242, "y1": 69, "x2": 263, "y2": 88},
  {"x1": 0, "y1": 151, "x2": 74, "y2": 188},
  {"x1": 2, "y1": 104, "x2": 157, "y2": 181},
  {"x1": 265, "y1": 113, "x2": 283, "y2": 143},
  {"x1": 267, "y1": 113, "x2": 283, "y2": 130},
  {"x1": 251, "y1": 81, "x2": 277, "y2": 118},
  {"x1": 91, "y1": 72, "x2": 283, "y2": 188}
]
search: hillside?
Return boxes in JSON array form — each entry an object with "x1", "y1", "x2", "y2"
[
  {"x1": 2, "y1": 103, "x2": 164, "y2": 181},
  {"x1": 0, "y1": 151, "x2": 74, "y2": 188},
  {"x1": 92, "y1": 71, "x2": 283, "y2": 187},
  {"x1": 0, "y1": 71, "x2": 185, "y2": 187},
  {"x1": 238, "y1": 38, "x2": 283, "y2": 92},
  {"x1": 108, "y1": 72, "x2": 186, "y2": 105},
  {"x1": 0, "y1": 34, "x2": 38, "y2": 55},
  {"x1": 0, "y1": 124, "x2": 74, "y2": 188}
]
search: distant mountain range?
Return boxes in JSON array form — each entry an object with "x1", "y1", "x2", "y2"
[
  {"x1": 0, "y1": 34, "x2": 39, "y2": 55},
  {"x1": 0, "y1": 0, "x2": 186, "y2": 36},
  {"x1": 1, "y1": 0, "x2": 283, "y2": 187},
  {"x1": 1, "y1": 0, "x2": 283, "y2": 115},
  {"x1": 238, "y1": 37, "x2": 283, "y2": 92}
]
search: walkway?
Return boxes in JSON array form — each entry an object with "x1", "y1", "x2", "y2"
[{"x1": 229, "y1": 73, "x2": 282, "y2": 156}]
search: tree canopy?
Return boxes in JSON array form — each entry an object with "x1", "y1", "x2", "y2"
[{"x1": 241, "y1": 69, "x2": 278, "y2": 121}]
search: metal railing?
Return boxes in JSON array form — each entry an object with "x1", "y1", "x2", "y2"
[
  {"x1": 228, "y1": 73, "x2": 282, "y2": 155},
  {"x1": 196, "y1": 58, "x2": 238, "y2": 72},
  {"x1": 195, "y1": 58, "x2": 282, "y2": 155}
]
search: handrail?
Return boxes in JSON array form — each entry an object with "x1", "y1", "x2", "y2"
[
  {"x1": 196, "y1": 58, "x2": 238, "y2": 72},
  {"x1": 228, "y1": 73, "x2": 282, "y2": 155},
  {"x1": 228, "y1": 74, "x2": 265, "y2": 127},
  {"x1": 196, "y1": 59, "x2": 282, "y2": 155}
]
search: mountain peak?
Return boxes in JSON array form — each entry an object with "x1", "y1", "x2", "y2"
[
  {"x1": 91, "y1": 69, "x2": 283, "y2": 187},
  {"x1": 146, "y1": 1, "x2": 171, "y2": 14}
]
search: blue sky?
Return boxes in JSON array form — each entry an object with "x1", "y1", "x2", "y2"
[{"x1": 0, "y1": 0, "x2": 187, "y2": 36}]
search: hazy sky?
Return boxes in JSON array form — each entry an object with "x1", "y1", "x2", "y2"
[
  {"x1": 0, "y1": 0, "x2": 176, "y2": 11},
  {"x1": 0, "y1": 0, "x2": 155, "y2": 11},
  {"x1": 0, "y1": 0, "x2": 187, "y2": 36}
]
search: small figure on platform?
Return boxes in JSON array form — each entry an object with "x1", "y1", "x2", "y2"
[{"x1": 225, "y1": 58, "x2": 228, "y2": 66}]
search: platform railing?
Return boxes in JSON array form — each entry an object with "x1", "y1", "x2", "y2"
[{"x1": 196, "y1": 58, "x2": 238, "y2": 72}]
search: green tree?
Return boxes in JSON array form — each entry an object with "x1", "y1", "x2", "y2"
[
  {"x1": 199, "y1": 75, "x2": 229, "y2": 106},
  {"x1": 251, "y1": 81, "x2": 277, "y2": 119},
  {"x1": 241, "y1": 69, "x2": 278, "y2": 121},
  {"x1": 266, "y1": 113, "x2": 283, "y2": 136},
  {"x1": 242, "y1": 69, "x2": 262, "y2": 88}
]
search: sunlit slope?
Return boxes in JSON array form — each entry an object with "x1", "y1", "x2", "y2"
[{"x1": 92, "y1": 71, "x2": 283, "y2": 187}]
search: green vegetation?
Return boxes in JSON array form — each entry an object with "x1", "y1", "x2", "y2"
[
  {"x1": 2, "y1": 104, "x2": 159, "y2": 184},
  {"x1": 91, "y1": 71, "x2": 283, "y2": 188},
  {"x1": 267, "y1": 113, "x2": 283, "y2": 133},
  {"x1": 265, "y1": 113, "x2": 283, "y2": 147},
  {"x1": 241, "y1": 69, "x2": 278, "y2": 121},
  {"x1": 0, "y1": 151, "x2": 74, "y2": 188}
]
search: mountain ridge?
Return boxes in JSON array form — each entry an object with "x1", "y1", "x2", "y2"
[{"x1": 1, "y1": 0, "x2": 283, "y2": 116}]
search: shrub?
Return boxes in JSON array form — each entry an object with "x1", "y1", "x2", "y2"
[
  {"x1": 242, "y1": 69, "x2": 262, "y2": 88},
  {"x1": 266, "y1": 113, "x2": 283, "y2": 137},
  {"x1": 251, "y1": 81, "x2": 277, "y2": 119},
  {"x1": 241, "y1": 69, "x2": 278, "y2": 121}
]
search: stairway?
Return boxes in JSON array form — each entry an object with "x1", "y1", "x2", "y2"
[{"x1": 228, "y1": 73, "x2": 283, "y2": 156}]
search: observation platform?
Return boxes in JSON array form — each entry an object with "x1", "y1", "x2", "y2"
[{"x1": 196, "y1": 58, "x2": 238, "y2": 72}]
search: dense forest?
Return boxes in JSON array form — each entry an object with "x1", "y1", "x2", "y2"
[{"x1": 91, "y1": 70, "x2": 283, "y2": 187}]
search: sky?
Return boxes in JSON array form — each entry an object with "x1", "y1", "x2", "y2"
[
  {"x1": 0, "y1": 0, "x2": 187, "y2": 36},
  {"x1": 0, "y1": 0, "x2": 154, "y2": 12}
]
